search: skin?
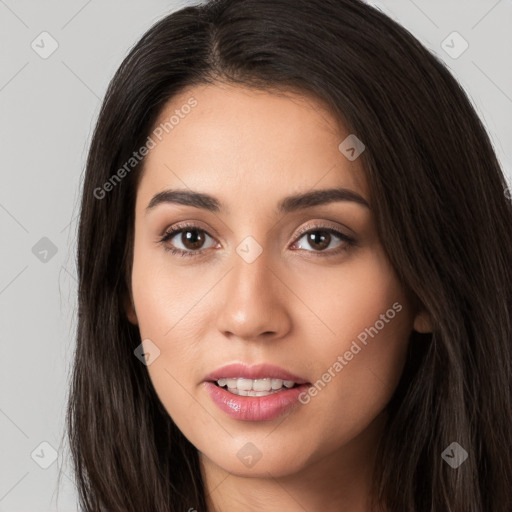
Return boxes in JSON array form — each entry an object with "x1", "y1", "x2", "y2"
[{"x1": 125, "y1": 83, "x2": 432, "y2": 512}]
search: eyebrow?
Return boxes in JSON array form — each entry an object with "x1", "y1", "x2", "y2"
[{"x1": 145, "y1": 187, "x2": 370, "y2": 214}]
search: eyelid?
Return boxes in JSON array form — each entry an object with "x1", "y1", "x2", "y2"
[
  {"x1": 292, "y1": 220, "x2": 355, "y2": 241},
  {"x1": 158, "y1": 219, "x2": 213, "y2": 238}
]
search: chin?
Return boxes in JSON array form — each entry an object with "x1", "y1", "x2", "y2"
[{"x1": 200, "y1": 438, "x2": 313, "y2": 478}]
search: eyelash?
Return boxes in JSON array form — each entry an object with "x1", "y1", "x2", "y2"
[{"x1": 158, "y1": 222, "x2": 356, "y2": 258}]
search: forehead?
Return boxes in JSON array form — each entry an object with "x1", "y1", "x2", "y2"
[{"x1": 137, "y1": 83, "x2": 369, "y2": 211}]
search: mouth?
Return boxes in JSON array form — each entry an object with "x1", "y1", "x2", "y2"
[
  {"x1": 211, "y1": 377, "x2": 301, "y2": 397},
  {"x1": 203, "y1": 363, "x2": 311, "y2": 421}
]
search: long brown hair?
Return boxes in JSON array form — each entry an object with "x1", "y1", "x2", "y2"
[{"x1": 67, "y1": 0, "x2": 512, "y2": 510}]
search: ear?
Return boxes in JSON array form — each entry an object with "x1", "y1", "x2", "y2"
[
  {"x1": 413, "y1": 309, "x2": 433, "y2": 333},
  {"x1": 123, "y1": 293, "x2": 138, "y2": 325}
]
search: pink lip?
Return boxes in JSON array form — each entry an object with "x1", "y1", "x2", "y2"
[
  {"x1": 203, "y1": 363, "x2": 308, "y2": 384},
  {"x1": 203, "y1": 363, "x2": 310, "y2": 421}
]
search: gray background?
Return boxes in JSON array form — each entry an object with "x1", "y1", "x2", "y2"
[{"x1": 1, "y1": 1, "x2": 511, "y2": 510}]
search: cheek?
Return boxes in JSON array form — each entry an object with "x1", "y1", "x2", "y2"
[
  {"x1": 129, "y1": 239, "x2": 213, "y2": 418},
  {"x1": 294, "y1": 245, "x2": 411, "y2": 348},
  {"x1": 293, "y1": 248, "x2": 413, "y2": 437},
  {"x1": 130, "y1": 237, "x2": 203, "y2": 336},
  {"x1": 130, "y1": 275, "x2": 203, "y2": 440}
]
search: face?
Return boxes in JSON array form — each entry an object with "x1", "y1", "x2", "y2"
[{"x1": 126, "y1": 83, "x2": 429, "y2": 479}]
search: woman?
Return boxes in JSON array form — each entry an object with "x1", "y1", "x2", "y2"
[{"x1": 67, "y1": 0, "x2": 512, "y2": 510}]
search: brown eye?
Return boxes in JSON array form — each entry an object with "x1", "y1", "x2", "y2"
[
  {"x1": 160, "y1": 225, "x2": 217, "y2": 256},
  {"x1": 292, "y1": 226, "x2": 355, "y2": 255},
  {"x1": 179, "y1": 229, "x2": 206, "y2": 250},
  {"x1": 304, "y1": 230, "x2": 331, "y2": 251}
]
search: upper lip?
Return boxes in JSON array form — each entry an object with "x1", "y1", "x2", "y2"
[{"x1": 204, "y1": 363, "x2": 309, "y2": 384}]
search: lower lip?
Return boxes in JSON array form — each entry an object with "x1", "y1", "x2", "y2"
[{"x1": 204, "y1": 382, "x2": 310, "y2": 421}]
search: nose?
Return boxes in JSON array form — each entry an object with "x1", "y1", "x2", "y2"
[{"x1": 215, "y1": 248, "x2": 292, "y2": 342}]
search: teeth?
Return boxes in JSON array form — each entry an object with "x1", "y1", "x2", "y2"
[
  {"x1": 225, "y1": 387, "x2": 280, "y2": 397},
  {"x1": 216, "y1": 377, "x2": 298, "y2": 395},
  {"x1": 252, "y1": 379, "x2": 272, "y2": 391},
  {"x1": 248, "y1": 389, "x2": 275, "y2": 397},
  {"x1": 271, "y1": 379, "x2": 283, "y2": 390},
  {"x1": 237, "y1": 378, "x2": 253, "y2": 391}
]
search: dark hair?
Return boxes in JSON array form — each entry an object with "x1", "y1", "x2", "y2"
[{"x1": 67, "y1": 0, "x2": 512, "y2": 510}]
